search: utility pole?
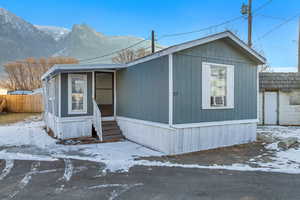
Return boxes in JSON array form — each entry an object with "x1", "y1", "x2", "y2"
[
  {"x1": 298, "y1": 18, "x2": 300, "y2": 72},
  {"x1": 248, "y1": 0, "x2": 252, "y2": 47},
  {"x1": 151, "y1": 30, "x2": 155, "y2": 53},
  {"x1": 241, "y1": 0, "x2": 252, "y2": 47}
]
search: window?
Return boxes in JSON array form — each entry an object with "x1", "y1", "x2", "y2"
[
  {"x1": 68, "y1": 74, "x2": 87, "y2": 114},
  {"x1": 289, "y1": 92, "x2": 300, "y2": 105},
  {"x1": 202, "y1": 62, "x2": 234, "y2": 109}
]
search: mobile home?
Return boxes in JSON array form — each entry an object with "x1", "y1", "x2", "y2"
[{"x1": 42, "y1": 31, "x2": 265, "y2": 154}]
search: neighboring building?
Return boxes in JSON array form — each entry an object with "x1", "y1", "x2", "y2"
[
  {"x1": 259, "y1": 72, "x2": 300, "y2": 125},
  {"x1": 41, "y1": 31, "x2": 265, "y2": 155},
  {"x1": 7, "y1": 90, "x2": 33, "y2": 95}
]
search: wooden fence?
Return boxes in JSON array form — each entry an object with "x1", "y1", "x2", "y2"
[{"x1": 0, "y1": 95, "x2": 44, "y2": 113}]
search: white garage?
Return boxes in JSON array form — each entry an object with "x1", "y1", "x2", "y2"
[{"x1": 259, "y1": 72, "x2": 300, "y2": 125}]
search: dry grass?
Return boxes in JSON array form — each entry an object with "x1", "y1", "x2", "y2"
[{"x1": 0, "y1": 113, "x2": 40, "y2": 125}]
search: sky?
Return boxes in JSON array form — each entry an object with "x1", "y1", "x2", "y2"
[{"x1": 0, "y1": 0, "x2": 299, "y2": 68}]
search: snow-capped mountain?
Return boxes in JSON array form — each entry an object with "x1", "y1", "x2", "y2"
[
  {"x1": 34, "y1": 25, "x2": 70, "y2": 41},
  {"x1": 0, "y1": 7, "x2": 39, "y2": 36},
  {"x1": 0, "y1": 8, "x2": 162, "y2": 76},
  {"x1": 0, "y1": 8, "x2": 58, "y2": 75}
]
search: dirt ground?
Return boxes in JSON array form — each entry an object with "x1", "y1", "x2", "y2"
[{"x1": 145, "y1": 142, "x2": 272, "y2": 167}]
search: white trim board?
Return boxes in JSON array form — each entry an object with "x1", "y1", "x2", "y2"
[
  {"x1": 113, "y1": 70, "x2": 117, "y2": 118},
  {"x1": 58, "y1": 73, "x2": 61, "y2": 118},
  {"x1": 56, "y1": 116, "x2": 93, "y2": 123},
  {"x1": 116, "y1": 116, "x2": 175, "y2": 130},
  {"x1": 116, "y1": 116, "x2": 257, "y2": 129},
  {"x1": 168, "y1": 54, "x2": 173, "y2": 126},
  {"x1": 172, "y1": 119, "x2": 258, "y2": 128},
  {"x1": 92, "y1": 71, "x2": 95, "y2": 99}
]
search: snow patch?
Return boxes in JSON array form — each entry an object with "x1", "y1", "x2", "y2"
[
  {"x1": 34, "y1": 25, "x2": 70, "y2": 41},
  {"x1": 0, "y1": 150, "x2": 57, "y2": 161},
  {"x1": 0, "y1": 160, "x2": 14, "y2": 180},
  {"x1": 7, "y1": 162, "x2": 40, "y2": 199},
  {"x1": 62, "y1": 159, "x2": 73, "y2": 182}
]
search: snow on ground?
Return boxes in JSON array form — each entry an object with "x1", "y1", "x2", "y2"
[
  {"x1": 0, "y1": 120, "x2": 56, "y2": 148},
  {"x1": 250, "y1": 126, "x2": 300, "y2": 173},
  {"x1": 51, "y1": 141, "x2": 163, "y2": 172},
  {"x1": 1, "y1": 120, "x2": 300, "y2": 174},
  {"x1": 0, "y1": 120, "x2": 163, "y2": 172},
  {"x1": 257, "y1": 126, "x2": 300, "y2": 140}
]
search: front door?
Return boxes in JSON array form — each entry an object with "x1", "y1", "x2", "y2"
[
  {"x1": 264, "y1": 91, "x2": 278, "y2": 125},
  {"x1": 95, "y1": 72, "x2": 114, "y2": 117}
]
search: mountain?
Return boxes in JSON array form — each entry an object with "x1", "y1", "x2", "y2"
[
  {"x1": 34, "y1": 25, "x2": 70, "y2": 41},
  {"x1": 0, "y1": 8, "x2": 162, "y2": 77},
  {"x1": 56, "y1": 24, "x2": 156, "y2": 63},
  {"x1": 0, "y1": 8, "x2": 59, "y2": 75}
]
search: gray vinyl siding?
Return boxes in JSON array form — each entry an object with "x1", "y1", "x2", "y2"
[
  {"x1": 173, "y1": 38, "x2": 258, "y2": 124},
  {"x1": 117, "y1": 56, "x2": 169, "y2": 123},
  {"x1": 61, "y1": 72, "x2": 93, "y2": 117}
]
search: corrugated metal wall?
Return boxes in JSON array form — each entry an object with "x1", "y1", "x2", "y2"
[
  {"x1": 116, "y1": 56, "x2": 169, "y2": 123},
  {"x1": 61, "y1": 72, "x2": 93, "y2": 117},
  {"x1": 173, "y1": 39, "x2": 258, "y2": 124}
]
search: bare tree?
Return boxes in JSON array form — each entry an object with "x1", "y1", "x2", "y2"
[
  {"x1": 112, "y1": 48, "x2": 151, "y2": 64},
  {"x1": 0, "y1": 57, "x2": 78, "y2": 91},
  {"x1": 259, "y1": 64, "x2": 270, "y2": 72}
]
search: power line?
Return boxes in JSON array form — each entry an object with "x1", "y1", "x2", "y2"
[
  {"x1": 256, "y1": 13, "x2": 300, "y2": 41},
  {"x1": 256, "y1": 14, "x2": 287, "y2": 21},
  {"x1": 79, "y1": 38, "x2": 149, "y2": 63},
  {"x1": 252, "y1": 0, "x2": 272, "y2": 14},
  {"x1": 157, "y1": 0, "x2": 273, "y2": 40},
  {"x1": 157, "y1": 16, "x2": 243, "y2": 39}
]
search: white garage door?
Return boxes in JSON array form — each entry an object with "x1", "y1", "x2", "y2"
[{"x1": 264, "y1": 92, "x2": 278, "y2": 125}]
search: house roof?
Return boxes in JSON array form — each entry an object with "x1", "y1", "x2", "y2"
[
  {"x1": 41, "y1": 63, "x2": 126, "y2": 80},
  {"x1": 42, "y1": 31, "x2": 266, "y2": 80},
  {"x1": 259, "y1": 72, "x2": 300, "y2": 92}
]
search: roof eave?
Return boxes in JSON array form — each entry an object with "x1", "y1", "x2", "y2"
[{"x1": 41, "y1": 64, "x2": 126, "y2": 80}]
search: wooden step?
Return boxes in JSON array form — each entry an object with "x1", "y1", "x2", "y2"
[
  {"x1": 100, "y1": 120, "x2": 124, "y2": 142},
  {"x1": 102, "y1": 125, "x2": 120, "y2": 131},
  {"x1": 102, "y1": 134, "x2": 124, "y2": 141},
  {"x1": 102, "y1": 121, "x2": 118, "y2": 126},
  {"x1": 102, "y1": 129, "x2": 122, "y2": 136}
]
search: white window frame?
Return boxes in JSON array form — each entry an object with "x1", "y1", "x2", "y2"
[
  {"x1": 202, "y1": 62, "x2": 234, "y2": 109},
  {"x1": 68, "y1": 74, "x2": 88, "y2": 115}
]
